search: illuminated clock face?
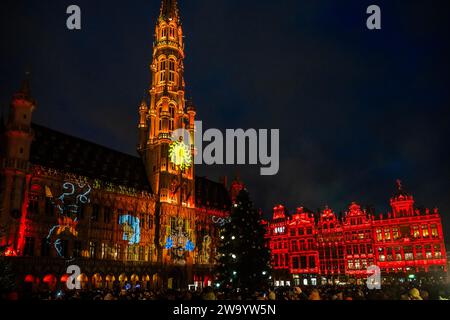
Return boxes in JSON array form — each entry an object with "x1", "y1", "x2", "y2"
[{"x1": 169, "y1": 139, "x2": 192, "y2": 170}]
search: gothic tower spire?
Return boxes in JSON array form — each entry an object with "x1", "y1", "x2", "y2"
[
  {"x1": 140, "y1": 0, "x2": 193, "y2": 194},
  {"x1": 140, "y1": 0, "x2": 196, "y2": 269}
]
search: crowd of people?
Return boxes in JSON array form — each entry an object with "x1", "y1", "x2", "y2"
[{"x1": 7, "y1": 282, "x2": 450, "y2": 301}]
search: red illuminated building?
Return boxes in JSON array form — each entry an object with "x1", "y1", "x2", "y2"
[{"x1": 266, "y1": 182, "x2": 447, "y2": 286}]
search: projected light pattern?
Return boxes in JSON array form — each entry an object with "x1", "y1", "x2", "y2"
[
  {"x1": 46, "y1": 182, "x2": 91, "y2": 258},
  {"x1": 185, "y1": 239, "x2": 195, "y2": 252},
  {"x1": 169, "y1": 139, "x2": 192, "y2": 170},
  {"x1": 212, "y1": 216, "x2": 231, "y2": 226},
  {"x1": 118, "y1": 215, "x2": 141, "y2": 245},
  {"x1": 164, "y1": 217, "x2": 195, "y2": 265},
  {"x1": 165, "y1": 236, "x2": 173, "y2": 249}
]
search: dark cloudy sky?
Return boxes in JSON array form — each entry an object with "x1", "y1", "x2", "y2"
[{"x1": 1, "y1": 0, "x2": 449, "y2": 241}]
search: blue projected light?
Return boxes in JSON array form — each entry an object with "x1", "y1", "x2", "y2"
[
  {"x1": 185, "y1": 240, "x2": 195, "y2": 252},
  {"x1": 165, "y1": 236, "x2": 173, "y2": 249},
  {"x1": 118, "y1": 215, "x2": 140, "y2": 245}
]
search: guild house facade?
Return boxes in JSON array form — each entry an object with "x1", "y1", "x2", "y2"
[
  {"x1": 0, "y1": 0, "x2": 242, "y2": 291},
  {"x1": 266, "y1": 182, "x2": 447, "y2": 286}
]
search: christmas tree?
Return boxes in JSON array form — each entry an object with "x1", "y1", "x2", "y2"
[{"x1": 215, "y1": 189, "x2": 271, "y2": 296}]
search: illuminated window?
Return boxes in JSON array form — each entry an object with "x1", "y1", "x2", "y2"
[
  {"x1": 392, "y1": 228, "x2": 399, "y2": 240},
  {"x1": 116, "y1": 244, "x2": 121, "y2": 260},
  {"x1": 434, "y1": 245, "x2": 441, "y2": 258},
  {"x1": 431, "y1": 224, "x2": 438, "y2": 238},
  {"x1": 348, "y1": 260, "x2": 354, "y2": 269},
  {"x1": 169, "y1": 105, "x2": 175, "y2": 131},
  {"x1": 421, "y1": 225, "x2": 429, "y2": 238},
  {"x1": 169, "y1": 27, "x2": 175, "y2": 39},
  {"x1": 159, "y1": 59, "x2": 167, "y2": 82},
  {"x1": 161, "y1": 27, "x2": 168, "y2": 38},
  {"x1": 300, "y1": 256, "x2": 307, "y2": 269},
  {"x1": 361, "y1": 259, "x2": 367, "y2": 269},
  {"x1": 79, "y1": 204, "x2": 85, "y2": 220},
  {"x1": 360, "y1": 245, "x2": 366, "y2": 254},
  {"x1": 139, "y1": 246, "x2": 145, "y2": 261},
  {"x1": 89, "y1": 241, "x2": 96, "y2": 259},
  {"x1": 379, "y1": 255, "x2": 385, "y2": 262},
  {"x1": 104, "y1": 207, "x2": 112, "y2": 224},
  {"x1": 127, "y1": 246, "x2": 134, "y2": 261},
  {"x1": 23, "y1": 237, "x2": 35, "y2": 256},
  {"x1": 168, "y1": 59, "x2": 176, "y2": 83},
  {"x1": 41, "y1": 238, "x2": 51, "y2": 257},
  {"x1": 412, "y1": 226, "x2": 420, "y2": 238},
  {"x1": 376, "y1": 229, "x2": 382, "y2": 241},
  {"x1": 384, "y1": 228, "x2": 391, "y2": 240},
  {"x1": 101, "y1": 243, "x2": 107, "y2": 259}
]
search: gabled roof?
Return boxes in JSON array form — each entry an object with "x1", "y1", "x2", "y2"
[
  {"x1": 24, "y1": 123, "x2": 232, "y2": 208},
  {"x1": 30, "y1": 123, "x2": 152, "y2": 192}
]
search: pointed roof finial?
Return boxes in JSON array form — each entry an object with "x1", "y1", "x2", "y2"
[
  {"x1": 160, "y1": 0, "x2": 179, "y2": 21},
  {"x1": 396, "y1": 179, "x2": 402, "y2": 191}
]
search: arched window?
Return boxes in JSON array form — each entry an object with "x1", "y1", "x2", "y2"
[
  {"x1": 161, "y1": 27, "x2": 168, "y2": 39},
  {"x1": 168, "y1": 58, "x2": 176, "y2": 83},
  {"x1": 169, "y1": 105, "x2": 175, "y2": 131},
  {"x1": 158, "y1": 106, "x2": 163, "y2": 131},
  {"x1": 169, "y1": 27, "x2": 175, "y2": 39},
  {"x1": 159, "y1": 59, "x2": 167, "y2": 83}
]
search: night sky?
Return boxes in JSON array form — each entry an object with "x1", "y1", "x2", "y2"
[{"x1": 1, "y1": 0, "x2": 449, "y2": 242}]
